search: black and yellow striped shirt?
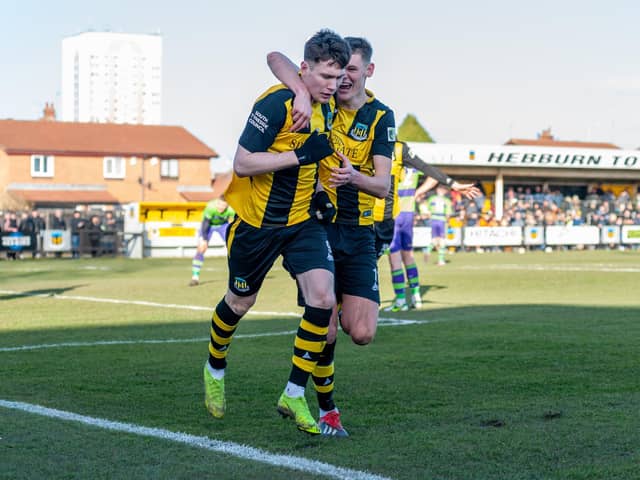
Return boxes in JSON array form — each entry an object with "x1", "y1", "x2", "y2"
[
  {"x1": 373, "y1": 141, "x2": 453, "y2": 221},
  {"x1": 321, "y1": 89, "x2": 395, "y2": 226},
  {"x1": 226, "y1": 84, "x2": 336, "y2": 228}
]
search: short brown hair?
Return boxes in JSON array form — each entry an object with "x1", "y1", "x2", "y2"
[{"x1": 304, "y1": 29, "x2": 351, "y2": 68}]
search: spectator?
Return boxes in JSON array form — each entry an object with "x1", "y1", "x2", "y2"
[
  {"x1": 478, "y1": 210, "x2": 498, "y2": 227},
  {"x1": 50, "y1": 209, "x2": 67, "y2": 230},
  {"x1": 87, "y1": 215, "x2": 104, "y2": 257},
  {"x1": 30, "y1": 210, "x2": 46, "y2": 258},
  {"x1": 449, "y1": 209, "x2": 467, "y2": 228},
  {"x1": 102, "y1": 211, "x2": 118, "y2": 255},
  {"x1": 510, "y1": 210, "x2": 525, "y2": 227},
  {"x1": 3, "y1": 211, "x2": 19, "y2": 260},
  {"x1": 4, "y1": 211, "x2": 18, "y2": 233},
  {"x1": 70, "y1": 210, "x2": 86, "y2": 258}
]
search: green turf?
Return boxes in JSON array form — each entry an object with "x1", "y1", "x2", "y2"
[{"x1": 1, "y1": 251, "x2": 639, "y2": 479}]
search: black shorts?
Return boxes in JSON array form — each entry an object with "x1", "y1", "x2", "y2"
[
  {"x1": 227, "y1": 218, "x2": 334, "y2": 296},
  {"x1": 374, "y1": 218, "x2": 395, "y2": 259},
  {"x1": 325, "y1": 223, "x2": 379, "y2": 304}
]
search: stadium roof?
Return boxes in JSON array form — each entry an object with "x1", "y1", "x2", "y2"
[
  {"x1": 505, "y1": 128, "x2": 620, "y2": 150},
  {"x1": 0, "y1": 119, "x2": 217, "y2": 158}
]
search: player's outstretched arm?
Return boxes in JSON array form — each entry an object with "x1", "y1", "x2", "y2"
[
  {"x1": 403, "y1": 142, "x2": 481, "y2": 200},
  {"x1": 451, "y1": 182, "x2": 482, "y2": 199},
  {"x1": 267, "y1": 51, "x2": 311, "y2": 132},
  {"x1": 414, "y1": 177, "x2": 439, "y2": 202}
]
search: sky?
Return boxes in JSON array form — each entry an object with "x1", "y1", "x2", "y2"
[{"x1": 3, "y1": 0, "x2": 640, "y2": 163}]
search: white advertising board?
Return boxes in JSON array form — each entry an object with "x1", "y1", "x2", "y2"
[
  {"x1": 412, "y1": 227, "x2": 431, "y2": 248},
  {"x1": 600, "y1": 226, "x2": 621, "y2": 244},
  {"x1": 463, "y1": 227, "x2": 523, "y2": 246},
  {"x1": 43, "y1": 229, "x2": 71, "y2": 252},
  {"x1": 143, "y1": 222, "x2": 226, "y2": 247},
  {"x1": 545, "y1": 226, "x2": 600, "y2": 245},
  {"x1": 621, "y1": 225, "x2": 640, "y2": 244},
  {"x1": 523, "y1": 226, "x2": 545, "y2": 246},
  {"x1": 412, "y1": 227, "x2": 462, "y2": 248}
]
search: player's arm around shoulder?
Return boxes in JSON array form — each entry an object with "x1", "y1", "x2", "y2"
[{"x1": 266, "y1": 51, "x2": 311, "y2": 132}]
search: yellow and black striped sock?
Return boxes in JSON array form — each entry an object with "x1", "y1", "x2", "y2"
[
  {"x1": 313, "y1": 340, "x2": 336, "y2": 411},
  {"x1": 288, "y1": 305, "x2": 331, "y2": 387},
  {"x1": 207, "y1": 299, "x2": 242, "y2": 370}
]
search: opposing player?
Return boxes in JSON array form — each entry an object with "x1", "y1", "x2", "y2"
[
  {"x1": 189, "y1": 196, "x2": 235, "y2": 286},
  {"x1": 268, "y1": 36, "x2": 394, "y2": 437},
  {"x1": 420, "y1": 184, "x2": 453, "y2": 266},
  {"x1": 203, "y1": 29, "x2": 351, "y2": 435},
  {"x1": 374, "y1": 142, "x2": 480, "y2": 311}
]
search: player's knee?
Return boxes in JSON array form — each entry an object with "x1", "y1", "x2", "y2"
[
  {"x1": 349, "y1": 322, "x2": 376, "y2": 345},
  {"x1": 305, "y1": 291, "x2": 335, "y2": 310},
  {"x1": 351, "y1": 329, "x2": 375, "y2": 345},
  {"x1": 224, "y1": 292, "x2": 255, "y2": 316}
]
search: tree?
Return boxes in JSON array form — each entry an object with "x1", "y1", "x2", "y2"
[{"x1": 397, "y1": 114, "x2": 435, "y2": 143}]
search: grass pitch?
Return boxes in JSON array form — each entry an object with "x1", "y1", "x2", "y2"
[{"x1": 1, "y1": 250, "x2": 639, "y2": 479}]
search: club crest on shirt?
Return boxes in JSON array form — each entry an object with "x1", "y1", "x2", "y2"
[
  {"x1": 349, "y1": 122, "x2": 369, "y2": 141},
  {"x1": 326, "y1": 109, "x2": 334, "y2": 130},
  {"x1": 387, "y1": 127, "x2": 397, "y2": 142}
]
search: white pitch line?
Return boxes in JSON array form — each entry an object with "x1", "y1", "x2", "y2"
[
  {"x1": 0, "y1": 319, "x2": 424, "y2": 353},
  {"x1": 0, "y1": 290, "x2": 425, "y2": 324},
  {"x1": 459, "y1": 264, "x2": 640, "y2": 273},
  {"x1": 0, "y1": 399, "x2": 393, "y2": 480},
  {"x1": 0, "y1": 331, "x2": 297, "y2": 353},
  {"x1": 0, "y1": 290, "x2": 301, "y2": 317}
]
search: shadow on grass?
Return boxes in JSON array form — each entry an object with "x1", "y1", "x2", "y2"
[
  {"x1": 0, "y1": 285, "x2": 87, "y2": 301},
  {"x1": 1, "y1": 303, "x2": 639, "y2": 347},
  {"x1": 380, "y1": 284, "x2": 447, "y2": 306}
]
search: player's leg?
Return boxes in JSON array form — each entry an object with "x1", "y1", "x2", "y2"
[
  {"x1": 311, "y1": 293, "x2": 376, "y2": 438},
  {"x1": 277, "y1": 221, "x2": 335, "y2": 434},
  {"x1": 401, "y1": 249, "x2": 422, "y2": 309},
  {"x1": 204, "y1": 289, "x2": 256, "y2": 418},
  {"x1": 385, "y1": 250, "x2": 408, "y2": 311},
  {"x1": 385, "y1": 218, "x2": 406, "y2": 311},
  {"x1": 204, "y1": 220, "x2": 276, "y2": 419},
  {"x1": 436, "y1": 236, "x2": 447, "y2": 265},
  {"x1": 312, "y1": 224, "x2": 378, "y2": 437},
  {"x1": 190, "y1": 230, "x2": 212, "y2": 286},
  {"x1": 399, "y1": 217, "x2": 421, "y2": 308},
  {"x1": 432, "y1": 220, "x2": 447, "y2": 265},
  {"x1": 385, "y1": 213, "x2": 413, "y2": 311}
]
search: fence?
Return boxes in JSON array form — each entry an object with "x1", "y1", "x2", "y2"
[
  {"x1": 413, "y1": 225, "x2": 640, "y2": 249},
  {"x1": 1, "y1": 230, "x2": 123, "y2": 258}
]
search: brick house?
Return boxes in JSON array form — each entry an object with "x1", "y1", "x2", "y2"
[{"x1": 0, "y1": 111, "x2": 229, "y2": 209}]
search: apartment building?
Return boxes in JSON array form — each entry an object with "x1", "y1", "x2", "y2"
[{"x1": 61, "y1": 31, "x2": 162, "y2": 125}]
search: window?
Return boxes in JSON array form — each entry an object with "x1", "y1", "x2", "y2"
[
  {"x1": 103, "y1": 156, "x2": 126, "y2": 179},
  {"x1": 160, "y1": 159, "x2": 179, "y2": 178},
  {"x1": 31, "y1": 155, "x2": 54, "y2": 177}
]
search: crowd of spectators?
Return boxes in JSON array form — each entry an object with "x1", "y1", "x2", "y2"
[
  {"x1": 1, "y1": 208, "x2": 122, "y2": 259},
  {"x1": 3, "y1": 186, "x2": 639, "y2": 259},
  {"x1": 416, "y1": 184, "x2": 640, "y2": 229}
]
